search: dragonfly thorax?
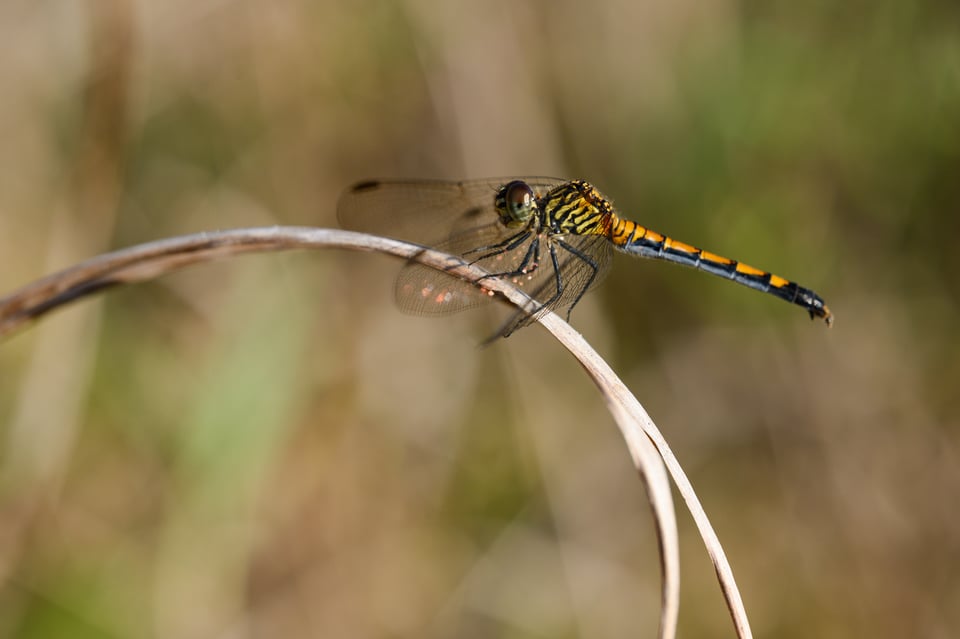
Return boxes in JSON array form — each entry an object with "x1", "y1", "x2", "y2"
[{"x1": 541, "y1": 180, "x2": 614, "y2": 236}]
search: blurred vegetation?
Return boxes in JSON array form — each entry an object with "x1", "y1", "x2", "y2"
[{"x1": 1, "y1": 1, "x2": 958, "y2": 637}]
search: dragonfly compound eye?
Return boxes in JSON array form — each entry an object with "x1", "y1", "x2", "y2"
[{"x1": 497, "y1": 181, "x2": 537, "y2": 227}]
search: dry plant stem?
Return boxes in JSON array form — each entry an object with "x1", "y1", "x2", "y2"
[
  {"x1": 536, "y1": 313, "x2": 681, "y2": 639},
  {"x1": 653, "y1": 434, "x2": 753, "y2": 638},
  {"x1": 0, "y1": 226, "x2": 750, "y2": 639}
]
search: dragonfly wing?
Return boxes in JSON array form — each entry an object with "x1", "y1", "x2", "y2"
[
  {"x1": 339, "y1": 177, "x2": 595, "y2": 329},
  {"x1": 337, "y1": 178, "x2": 567, "y2": 245},
  {"x1": 394, "y1": 263, "x2": 491, "y2": 316},
  {"x1": 496, "y1": 233, "x2": 613, "y2": 336},
  {"x1": 557, "y1": 233, "x2": 614, "y2": 297},
  {"x1": 391, "y1": 214, "x2": 607, "y2": 319},
  {"x1": 393, "y1": 220, "x2": 531, "y2": 316}
]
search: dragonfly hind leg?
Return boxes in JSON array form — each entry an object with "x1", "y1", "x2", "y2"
[
  {"x1": 486, "y1": 238, "x2": 603, "y2": 340},
  {"x1": 486, "y1": 244, "x2": 564, "y2": 340},
  {"x1": 553, "y1": 239, "x2": 600, "y2": 320},
  {"x1": 538, "y1": 244, "x2": 566, "y2": 311}
]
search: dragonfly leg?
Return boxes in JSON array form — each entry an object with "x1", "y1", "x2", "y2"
[
  {"x1": 463, "y1": 230, "x2": 531, "y2": 263},
  {"x1": 554, "y1": 238, "x2": 599, "y2": 320},
  {"x1": 530, "y1": 243, "x2": 565, "y2": 312},
  {"x1": 476, "y1": 235, "x2": 542, "y2": 284}
]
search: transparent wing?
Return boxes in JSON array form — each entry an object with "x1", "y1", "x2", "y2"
[
  {"x1": 396, "y1": 223, "x2": 613, "y2": 333},
  {"x1": 339, "y1": 177, "x2": 609, "y2": 332},
  {"x1": 496, "y1": 233, "x2": 613, "y2": 337},
  {"x1": 337, "y1": 177, "x2": 567, "y2": 245},
  {"x1": 393, "y1": 219, "x2": 531, "y2": 316}
]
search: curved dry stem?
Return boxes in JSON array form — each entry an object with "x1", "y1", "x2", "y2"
[{"x1": 0, "y1": 226, "x2": 751, "y2": 638}]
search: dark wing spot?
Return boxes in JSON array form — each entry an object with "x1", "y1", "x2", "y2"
[
  {"x1": 462, "y1": 205, "x2": 486, "y2": 221},
  {"x1": 350, "y1": 180, "x2": 382, "y2": 193}
]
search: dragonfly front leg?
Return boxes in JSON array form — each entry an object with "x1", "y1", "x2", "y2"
[
  {"x1": 475, "y1": 234, "x2": 543, "y2": 284},
  {"x1": 463, "y1": 230, "x2": 531, "y2": 263}
]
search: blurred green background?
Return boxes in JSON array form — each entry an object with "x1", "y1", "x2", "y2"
[{"x1": 1, "y1": 1, "x2": 958, "y2": 637}]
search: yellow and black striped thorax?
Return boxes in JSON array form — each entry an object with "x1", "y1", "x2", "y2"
[{"x1": 539, "y1": 180, "x2": 616, "y2": 236}]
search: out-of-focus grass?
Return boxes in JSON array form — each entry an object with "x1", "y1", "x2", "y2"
[{"x1": 1, "y1": 1, "x2": 958, "y2": 637}]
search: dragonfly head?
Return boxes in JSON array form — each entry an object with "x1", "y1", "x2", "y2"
[{"x1": 495, "y1": 181, "x2": 538, "y2": 228}]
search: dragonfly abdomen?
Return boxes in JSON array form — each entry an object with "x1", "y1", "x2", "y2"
[{"x1": 609, "y1": 216, "x2": 833, "y2": 325}]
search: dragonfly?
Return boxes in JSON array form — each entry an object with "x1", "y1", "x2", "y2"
[{"x1": 337, "y1": 178, "x2": 833, "y2": 338}]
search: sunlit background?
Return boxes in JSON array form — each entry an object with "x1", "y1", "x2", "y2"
[{"x1": 1, "y1": 1, "x2": 958, "y2": 637}]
